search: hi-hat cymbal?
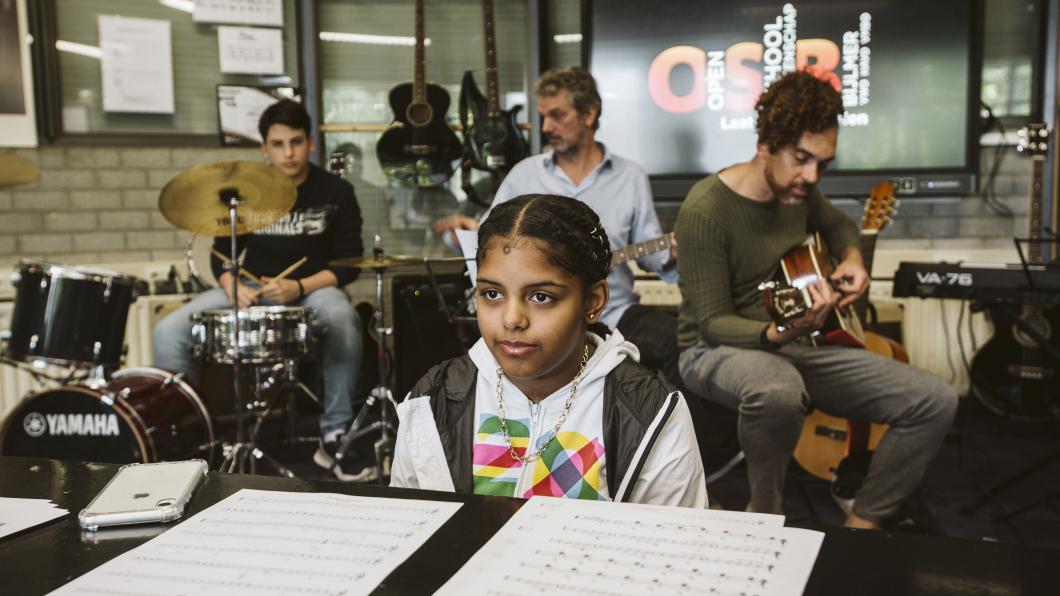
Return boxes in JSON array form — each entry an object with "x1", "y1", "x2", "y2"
[
  {"x1": 0, "y1": 152, "x2": 41, "y2": 188},
  {"x1": 159, "y1": 160, "x2": 297, "y2": 236},
  {"x1": 329, "y1": 255, "x2": 424, "y2": 269}
]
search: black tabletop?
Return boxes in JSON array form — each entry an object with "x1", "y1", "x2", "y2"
[{"x1": 1, "y1": 456, "x2": 1058, "y2": 596}]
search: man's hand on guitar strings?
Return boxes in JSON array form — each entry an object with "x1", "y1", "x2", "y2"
[{"x1": 830, "y1": 258, "x2": 870, "y2": 308}]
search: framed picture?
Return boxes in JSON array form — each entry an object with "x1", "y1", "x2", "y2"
[
  {"x1": 215, "y1": 84, "x2": 301, "y2": 146},
  {"x1": 0, "y1": 0, "x2": 36, "y2": 147}
]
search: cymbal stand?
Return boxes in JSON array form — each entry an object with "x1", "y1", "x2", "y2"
[
  {"x1": 330, "y1": 235, "x2": 398, "y2": 484},
  {"x1": 215, "y1": 188, "x2": 297, "y2": 478}
]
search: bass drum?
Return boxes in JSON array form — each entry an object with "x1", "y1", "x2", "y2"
[{"x1": 0, "y1": 367, "x2": 214, "y2": 464}]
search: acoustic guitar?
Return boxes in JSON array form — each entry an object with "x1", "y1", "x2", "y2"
[
  {"x1": 459, "y1": 0, "x2": 529, "y2": 174},
  {"x1": 970, "y1": 123, "x2": 1060, "y2": 420},
  {"x1": 376, "y1": 0, "x2": 462, "y2": 188},
  {"x1": 763, "y1": 183, "x2": 903, "y2": 481}
]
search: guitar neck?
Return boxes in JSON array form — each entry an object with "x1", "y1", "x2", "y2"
[
  {"x1": 859, "y1": 230, "x2": 878, "y2": 278},
  {"x1": 1028, "y1": 156, "x2": 1044, "y2": 265},
  {"x1": 611, "y1": 233, "x2": 673, "y2": 265},
  {"x1": 413, "y1": 0, "x2": 426, "y2": 104},
  {"x1": 482, "y1": 0, "x2": 501, "y2": 116}
]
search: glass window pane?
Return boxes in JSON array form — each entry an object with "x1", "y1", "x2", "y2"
[{"x1": 54, "y1": 0, "x2": 300, "y2": 136}]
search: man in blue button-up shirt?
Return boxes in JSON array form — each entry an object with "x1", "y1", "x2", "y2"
[{"x1": 436, "y1": 67, "x2": 682, "y2": 387}]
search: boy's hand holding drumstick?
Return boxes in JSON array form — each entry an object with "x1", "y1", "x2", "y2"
[{"x1": 258, "y1": 257, "x2": 308, "y2": 304}]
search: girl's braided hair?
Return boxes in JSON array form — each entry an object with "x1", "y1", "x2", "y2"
[{"x1": 477, "y1": 194, "x2": 612, "y2": 288}]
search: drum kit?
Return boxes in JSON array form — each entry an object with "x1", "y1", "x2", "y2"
[{"x1": 0, "y1": 155, "x2": 443, "y2": 482}]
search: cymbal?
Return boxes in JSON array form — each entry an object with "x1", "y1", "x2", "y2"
[
  {"x1": 0, "y1": 152, "x2": 41, "y2": 188},
  {"x1": 329, "y1": 255, "x2": 424, "y2": 269},
  {"x1": 159, "y1": 160, "x2": 297, "y2": 236}
]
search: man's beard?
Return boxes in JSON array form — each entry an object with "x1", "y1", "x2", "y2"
[
  {"x1": 549, "y1": 135, "x2": 581, "y2": 158},
  {"x1": 764, "y1": 167, "x2": 811, "y2": 205}
]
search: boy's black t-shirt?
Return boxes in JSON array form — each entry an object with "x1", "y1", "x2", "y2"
[{"x1": 211, "y1": 163, "x2": 364, "y2": 286}]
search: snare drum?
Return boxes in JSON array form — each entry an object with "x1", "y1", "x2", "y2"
[
  {"x1": 3, "y1": 260, "x2": 136, "y2": 368},
  {"x1": 0, "y1": 367, "x2": 214, "y2": 464},
  {"x1": 192, "y1": 306, "x2": 313, "y2": 364}
]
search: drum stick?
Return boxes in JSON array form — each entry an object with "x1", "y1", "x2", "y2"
[
  {"x1": 210, "y1": 248, "x2": 263, "y2": 285},
  {"x1": 255, "y1": 256, "x2": 308, "y2": 298},
  {"x1": 269, "y1": 257, "x2": 308, "y2": 283}
]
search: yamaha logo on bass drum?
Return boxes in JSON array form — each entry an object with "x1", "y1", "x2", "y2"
[{"x1": 22, "y1": 412, "x2": 120, "y2": 437}]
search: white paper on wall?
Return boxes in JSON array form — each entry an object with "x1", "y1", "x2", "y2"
[
  {"x1": 99, "y1": 16, "x2": 174, "y2": 114},
  {"x1": 218, "y1": 26, "x2": 284, "y2": 75},
  {"x1": 194, "y1": 0, "x2": 284, "y2": 27}
]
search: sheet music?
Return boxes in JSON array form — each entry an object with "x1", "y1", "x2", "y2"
[
  {"x1": 455, "y1": 228, "x2": 479, "y2": 284},
  {"x1": 0, "y1": 497, "x2": 68, "y2": 539},
  {"x1": 51, "y1": 489, "x2": 461, "y2": 595},
  {"x1": 218, "y1": 26, "x2": 284, "y2": 75},
  {"x1": 194, "y1": 0, "x2": 284, "y2": 27},
  {"x1": 437, "y1": 497, "x2": 823, "y2": 596}
]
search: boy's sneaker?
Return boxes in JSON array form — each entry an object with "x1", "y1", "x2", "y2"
[{"x1": 313, "y1": 438, "x2": 378, "y2": 483}]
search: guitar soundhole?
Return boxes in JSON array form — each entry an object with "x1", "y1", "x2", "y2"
[{"x1": 406, "y1": 102, "x2": 433, "y2": 127}]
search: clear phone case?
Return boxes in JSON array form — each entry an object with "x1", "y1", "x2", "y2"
[{"x1": 78, "y1": 460, "x2": 207, "y2": 531}]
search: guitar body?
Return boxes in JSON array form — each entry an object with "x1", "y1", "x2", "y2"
[
  {"x1": 377, "y1": 82, "x2": 463, "y2": 188},
  {"x1": 459, "y1": 71, "x2": 528, "y2": 173},
  {"x1": 793, "y1": 331, "x2": 902, "y2": 480},
  {"x1": 767, "y1": 236, "x2": 865, "y2": 348},
  {"x1": 970, "y1": 305, "x2": 1060, "y2": 419}
]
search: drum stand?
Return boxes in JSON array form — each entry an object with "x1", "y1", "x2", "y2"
[
  {"x1": 329, "y1": 237, "x2": 399, "y2": 484},
  {"x1": 215, "y1": 188, "x2": 298, "y2": 479}
]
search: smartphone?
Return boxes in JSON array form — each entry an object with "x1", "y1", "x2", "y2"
[{"x1": 78, "y1": 460, "x2": 208, "y2": 531}]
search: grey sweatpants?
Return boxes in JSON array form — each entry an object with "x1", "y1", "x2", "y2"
[{"x1": 679, "y1": 341, "x2": 958, "y2": 522}]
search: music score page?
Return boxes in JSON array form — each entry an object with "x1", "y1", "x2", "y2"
[
  {"x1": 51, "y1": 489, "x2": 461, "y2": 595},
  {"x1": 436, "y1": 497, "x2": 823, "y2": 596}
]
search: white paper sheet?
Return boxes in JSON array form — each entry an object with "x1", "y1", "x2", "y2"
[
  {"x1": 437, "y1": 497, "x2": 824, "y2": 596},
  {"x1": 99, "y1": 16, "x2": 174, "y2": 114},
  {"x1": 217, "y1": 85, "x2": 291, "y2": 143},
  {"x1": 218, "y1": 26, "x2": 284, "y2": 75},
  {"x1": 51, "y1": 488, "x2": 462, "y2": 595},
  {"x1": 0, "y1": 497, "x2": 68, "y2": 539},
  {"x1": 194, "y1": 0, "x2": 284, "y2": 27},
  {"x1": 455, "y1": 228, "x2": 479, "y2": 284}
]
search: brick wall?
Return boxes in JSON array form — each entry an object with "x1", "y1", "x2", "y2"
[
  {"x1": 0, "y1": 142, "x2": 1041, "y2": 271},
  {"x1": 0, "y1": 146, "x2": 259, "y2": 268}
]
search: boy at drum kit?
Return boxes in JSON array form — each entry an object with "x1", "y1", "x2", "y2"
[{"x1": 152, "y1": 99, "x2": 373, "y2": 481}]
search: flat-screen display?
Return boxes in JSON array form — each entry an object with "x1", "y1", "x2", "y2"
[{"x1": 590, "y1": 0, "x2": 979, "y2": 197}]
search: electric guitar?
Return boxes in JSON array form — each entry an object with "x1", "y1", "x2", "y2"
[
  {"x1": 970, "y1": 123, "x2": 1060, "y2": 420},
  {"x1": 376, "y1": 0, "x2": 462, "y2": 188},
  {"x1": 764, "y1": 183, "x2": 902, "y2": 481},
  {"x1": 459, "y1": 0, "x2": 528, "y2": 174}
]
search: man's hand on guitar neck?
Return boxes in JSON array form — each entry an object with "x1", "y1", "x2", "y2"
[
  {"x1": 830, "y1": 248, "x2": 870, "y2": 308},
  {"x1": 766, "y1": 279, "x2": 839, "y2": 345}
]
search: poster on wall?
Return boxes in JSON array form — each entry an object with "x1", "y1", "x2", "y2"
[
  {"x1": 99, "y1": 15, "x2": 175, "y2": 114},
  {"x1": 218, "y1": 26, "x2": 284, "y2": 74},
  {"x1": 216, "y1": 85, "x2": 300, "y2": 146},
  {"x1": 194, "y1": 0, "x2": 284, "y2": 27},
  {"x1": 0, "y1": 0, "x2": 38, "y2": 147}
]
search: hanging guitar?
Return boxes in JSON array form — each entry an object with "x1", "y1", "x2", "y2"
[
  {"x1": 377, "y1": 0, "x2": 462, "y2": 188},
  {"x1": 762, "y1": 182, "x2": 903, "y2": 484},
  {"x1": 458, "y1": 0, "x2": 529, "y2": 205},
  {"x1": 970, "y1": 123, "x2": 1060, "y2": 421}
]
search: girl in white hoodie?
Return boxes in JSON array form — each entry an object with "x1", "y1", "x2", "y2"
[{"x1": 391, "y1": 194, "x2": 707, "y2": 507}]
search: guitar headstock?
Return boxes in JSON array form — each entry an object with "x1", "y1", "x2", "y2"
[
  {"x1": 861, "y1": 181, "x2": 897, "y2": 233},
  {"x1": 1017, "y1": 123, "x2": 1050, "y2": 156},
  {"x1": 759, "y1": 281, "x2": 808, "y2": 327}
]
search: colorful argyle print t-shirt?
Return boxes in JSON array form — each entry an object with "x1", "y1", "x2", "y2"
[{"x1": 472, "y1": 385, "x2": 608, "y2": 501}]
